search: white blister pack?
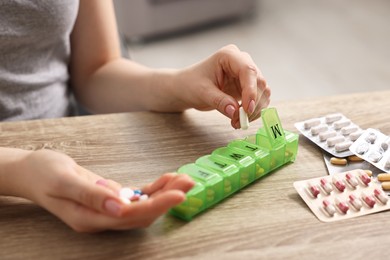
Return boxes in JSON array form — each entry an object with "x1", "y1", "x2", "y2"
[
  {"x1": 294, "y1": 169, "x2": 390, "y2": 222},
  {"x1": 295, "y1": 113, "x2": 363, "y2": 157},
  {"x1": 349, "y1": 128, "x2": 390, "y2": 173}
]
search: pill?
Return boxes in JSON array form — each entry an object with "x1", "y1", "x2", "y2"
[
  {"x1": 381, "y1": 137, "x2": 390, "y2": 151},
  {"x1": 374, "y1": 188, "x2": 388, "y2": 204},
  {"x1": 349, "y1": 130, "x2": 364, "y2": 141},
  {"x1": 362, "y1": 192, "x2": 376, "y2": 208},
  {"x1": 333, "y1": 119, "x2": 351, "y2": 130},
  {"x1": 381, "y1": 182, "x2": 390, "y2": 191},
  {"x1": 332, "y1": 177, "x2": 346, "y2": 192},
  {"x1": 327, "y1": 136, "x2": 345, "y2": 147},
  {"x1": 311, "y1": 125, "x2": 328, "y2": 135},
  {"x1": 356, "y1": 143, "x2": 369, "y2": 155},
  {"x1": 320, "y1": 178, "x2": 333, "y2": 194},
  {"x1": 377, "y1": 173, "x2": 390, "y2": 182},
  {"x1": 381, "y1": 142, "x2": 389, "y2": 151},
  {"x1": 347, "y1": 155, "x2": 364, "y2": 162},
  {"x1": 335, "y1": 198, "x2": 349, "y2": 214},
  {"x1": 139, "y1": 194, "x2": 149, "y2": 201},
  {"x1": 341, "y1": 126, "x2": 358, "y2": 135},
  {"x1": 348, "y1": 194, "x2": 362, "y2": 210},
  {"x1": 364, "y1": 170, "x2": 373, "y2": 177},
  {"x1": 330, "y1": 157, "x2": 348, "y2": 166},
  {"x1": 119, "y1": 187, "x2": 135, "y2": 200},
  {"x1": 365, "y1": 133, "x2": 377, "y2": 144},
  {"x1": 319, "y1": 130, "x2": 337, "y2": 141},
  {"x1": 368, "y1": 151, "x2": 383, "y2": 163},
  {"x1": 359, "y1": 172, "x2": 371, "y2": 186},
  {"x1": 335, "y1": 141, "x2": 353, "y2": 152},
  {"x1": 239, "y1": 107, "x2": 249, "y2": 130},
  {"x1": 134, "y1": 189, "x2": 142, "y2": 195},
  {"x1": 345, "y1": 172, "x2": 359, "y2": 187},
  {"x1": 308, "y1": 183, "x2": 320, "y2": 198},
  {"x1": 385, "y1": 159, "x2": 390, "y2": 170},
  {"x1": 323, "y1": 200, "x2": 336, "y2": 216},
  {"x1": 303, "y1": 118, "x2": 321, "y2": 129},
  {"x1": 325, "y1": 114, "x2": 342, "y2": 124}
]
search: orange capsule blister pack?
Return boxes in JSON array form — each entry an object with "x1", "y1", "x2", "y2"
[{"x1": 294, "y1": 169, "x2": 390, "y2": 222}]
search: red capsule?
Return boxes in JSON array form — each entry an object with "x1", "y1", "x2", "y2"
[
  {"x1": 332, "y1": 177, "x2": 346, "y2": 192},
  {"x1": 362, "y1": 192, "x2": 376, "y2": 208}
]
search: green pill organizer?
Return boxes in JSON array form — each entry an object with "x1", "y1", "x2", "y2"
[{"x1": 169, "y1": 108, "x2": 299, "y2": 220}]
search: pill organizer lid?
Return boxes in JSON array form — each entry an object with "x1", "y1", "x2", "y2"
[{"x1": 260, "y1": 108, "x2": 286, "y2": 147}]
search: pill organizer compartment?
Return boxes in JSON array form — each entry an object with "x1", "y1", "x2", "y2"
[
  {"x1": 195, "y1": 155, "x2": 241, "y2": 196},
  {"x1": 169, "y1": 108, "x2": 299, "y2": 221}
]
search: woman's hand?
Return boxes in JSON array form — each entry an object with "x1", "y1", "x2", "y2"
[
  {"x1": 12, "y1": 149, "x2": 194, "y2": 232},
  {"x1": 175, "y1": 44, "x2": 271, "y2": 129}
]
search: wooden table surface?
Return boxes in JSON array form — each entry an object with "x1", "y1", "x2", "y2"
[{"x1": 0, "y1": 90, "x2": 389, "y2": 259}]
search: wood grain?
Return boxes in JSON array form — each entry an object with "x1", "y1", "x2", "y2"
[{"x1": 0, "y1": 90, "x2": 389, "y2": 259}]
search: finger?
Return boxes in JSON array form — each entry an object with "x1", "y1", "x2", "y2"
[
  {"x1": 218, "y1": 45, "x2": 259, "y2": 116},
  {"x1": 95, "y1": 178, "x2": 122, "y2": 194},
  {"x1": 141, "y1": 173, "x2": 177, "y2": 195},
  {"x1": 146, "y1": 174, "x2": 195, "y2": 198},
  {"x1": 202, "y1": 85, "x2": 240, "y2": 120},
  {"x1": 53, "y1": 171, "x2": 126, "y2": 217},
  {"x1": 123, "y1": 190, "x2": 186, "y2": 219}
]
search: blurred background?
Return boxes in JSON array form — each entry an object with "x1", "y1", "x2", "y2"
[{"x1": 114, "y1": 0, "x2": 389, "y2": 102}]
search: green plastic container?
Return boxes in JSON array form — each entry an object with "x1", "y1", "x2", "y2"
[{"x1": 170, "y1": 108, "x2": 299, "y2": 220}]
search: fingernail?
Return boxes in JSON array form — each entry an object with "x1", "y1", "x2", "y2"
[
  {"x1": 225, "y1": 105, "x2": 236, "y2": 119},
  {"x1": 104, "y1": 199, "x2": 122, "y2": 216},
  {"x1": 96, "y1": 179, "x2": 108, "y2": 187},
  {"x1": 248, "y1": 100, "x2": 255, "y2": 115}
]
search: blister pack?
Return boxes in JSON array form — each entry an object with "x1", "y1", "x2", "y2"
[
  {"x1": 295, "y1": 113, "x2": 363, "y2": 157},
  {"x1": 349, "y1": 128, "x2": 390, "y2": 173},
  {"x1": 294, "y1": 169, "x2": 390, "y2": 222}
]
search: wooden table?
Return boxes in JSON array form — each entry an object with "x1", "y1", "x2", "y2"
[{"x1": 0, "y1": 90, "x2": 389, "y2": 259}]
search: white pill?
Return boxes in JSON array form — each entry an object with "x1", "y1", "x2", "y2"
[
  {"x1": 311, "y1": 125, "x2": 328, "y2": 135},
  {"x1": 327, "y1": 136, "x2": 345, "y2": 147},
  {"x1": 303, "y1": 118, "x2": 321, "y2": 129},
  {"x1": 335, "y1": 141, "x2": 353, "y2": 152},
  {"x1": 365, "y1": 133, "x2": 377, "y2": 144},
  {"x1": 239, "y1": 107, "x2": 249, "y2": 130},
  {"x1": 341, "y1": 125, "x2": 358, "y2": 135},
  {"x1": 333, "y1": 119, "x2": 351, "y2": 130},
  {"x1": 139, "y1": 194, "x2": 149, "y2": 201},
  {"x1": 356, "y1": 143, "x2": 369, "y2": 155},
  {"x1": 368, "y1": 151, "x2": 383, "y2": 163},
  {"x1": 325, "y1": 114, "x2": 342, "y2": 124},
  {"x1": 385, "y1": 158, "x2": 390, "y2": 170},
  {"x1": 319, "y1": 130, "x2": 337, "y2": 141},
  {"x1": 349, "y1": 130, "x2": 364, "y2": 141},
  {"x1": 119, "y1": 187, "x2": 135, "y2": 200}
]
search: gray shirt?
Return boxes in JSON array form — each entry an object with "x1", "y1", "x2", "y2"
[{"x1": 0, "y1": 0, "x2": 79, "y2": 121}]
